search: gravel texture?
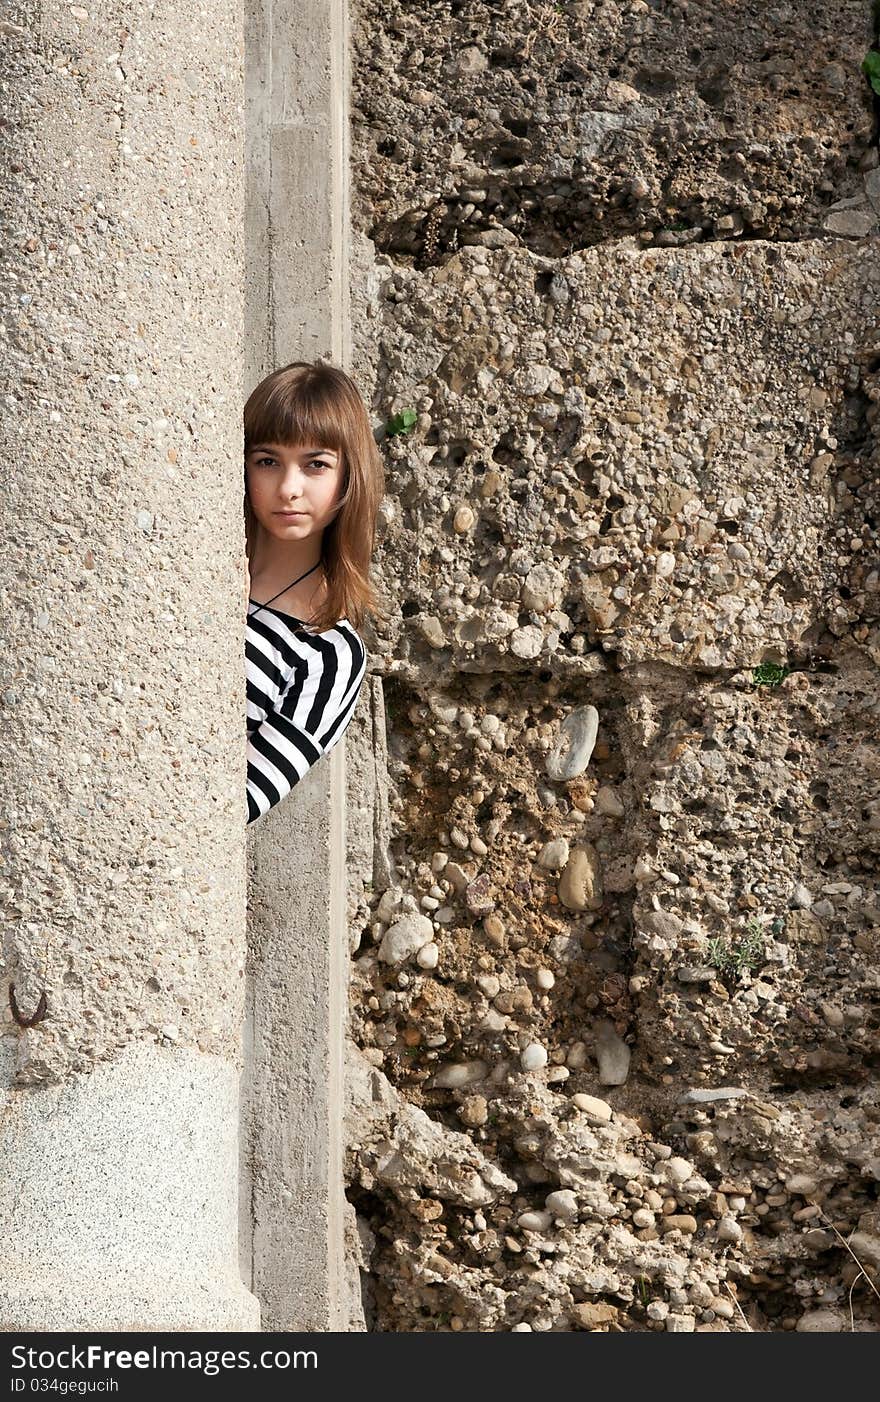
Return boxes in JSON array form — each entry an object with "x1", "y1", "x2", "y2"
[{"x1": 345, "y1": 0, "x2": 880, "y2": 1333}]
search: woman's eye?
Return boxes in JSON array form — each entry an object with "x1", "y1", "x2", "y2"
[{"x1": 251, "y1": 455, "x2": 332, "y2": 470}]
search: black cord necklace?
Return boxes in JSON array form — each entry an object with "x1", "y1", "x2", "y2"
[{"x1": 247, "y1": 559, "x2": 323, "y2": 622}]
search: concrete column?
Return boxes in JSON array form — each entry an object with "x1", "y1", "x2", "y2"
[
  {"x1": 0, "y1": 5, "x2": 259, "y2": 1330},
  {"x1": 241, "y1": 0, "x2": 355, "y2": 1330}
]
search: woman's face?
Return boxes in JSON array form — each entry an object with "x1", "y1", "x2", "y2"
[{"x1": 245, "y1": 441, "x2": 343, "y2": 544}]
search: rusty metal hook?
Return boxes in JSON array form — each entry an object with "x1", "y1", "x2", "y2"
[{"x1": 8, "y1": 983, "x2": 48, "y2": 1028}]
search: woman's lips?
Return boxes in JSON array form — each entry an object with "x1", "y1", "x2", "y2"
[{"x1": 275, "y1": 511, "x2": 305, "y2": 518}]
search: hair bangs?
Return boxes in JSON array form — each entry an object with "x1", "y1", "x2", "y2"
[{"x1": 246, "y1": 375, "x2": 345, "y2": 456}]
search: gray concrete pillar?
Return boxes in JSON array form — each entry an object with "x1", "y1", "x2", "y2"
[
  {"x1": 0, "y1": 5, "x2": 259, "y2": 1330},
  {"x1": 241, "y1": 0, "x2": 355, "y2": 1330}
]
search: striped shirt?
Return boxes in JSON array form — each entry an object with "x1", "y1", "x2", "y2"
[{"x1": 246, "y1": 598, "x2": 367, "y2": 825}]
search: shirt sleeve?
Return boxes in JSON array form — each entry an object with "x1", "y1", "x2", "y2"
[{"x1": 246, "y1": 631, "x2": 367, "y2": 826}]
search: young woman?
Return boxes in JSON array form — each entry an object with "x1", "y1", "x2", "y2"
[{"x1": 243, "y1": 360, "x2": 385, "y2": 825}]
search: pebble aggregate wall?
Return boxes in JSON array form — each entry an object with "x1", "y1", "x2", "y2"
[
  {"x1": 354, "y1": 0, "x2": 874, "y2": 255},
  {"x1": 343, "y1": 1, "x2": 880, "y2": 1332}
]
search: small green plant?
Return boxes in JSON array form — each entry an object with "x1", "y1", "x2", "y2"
[
  {"x1": 862, "y1": 49, "x2": 880, "y2": 95},
  {"x1": 752, "y1": 661, "x2": 789, "y2": 687},
  {"x1": 706, "y1": 917, "x2": 767, "y2": 981},
  {"x1": 385, "y1": 408, "x2": 418, "y2": 437}
]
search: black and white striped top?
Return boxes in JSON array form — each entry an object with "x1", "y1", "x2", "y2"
[{"x1": 246, "y1": 598, "x2": 367, "y2": 825}]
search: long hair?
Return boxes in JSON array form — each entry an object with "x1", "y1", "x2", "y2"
[{"x1": 244, "y1": 360, "x2": 387, "y2": 635}]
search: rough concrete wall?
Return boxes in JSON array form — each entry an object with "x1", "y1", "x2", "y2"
[
  {"x1": 345, "y1": 1, "x2": 880, "y2": 1332},
  {"x1": 241, "y1": 0, "x2": 358, "y2": 1331},
  {"x1": 0, "y1": 3, "x2": 257, "y2": 1328},
  {"x1": 0, "y1": 1, "x2": 247, "y2": 1081},
  {"x1": 354, "y1": 0, "x2": 875, "y2": 253}
]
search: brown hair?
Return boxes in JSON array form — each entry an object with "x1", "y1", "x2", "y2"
[{"x1": 244, "y1": 360, "x2": 387, "y2": 635}]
